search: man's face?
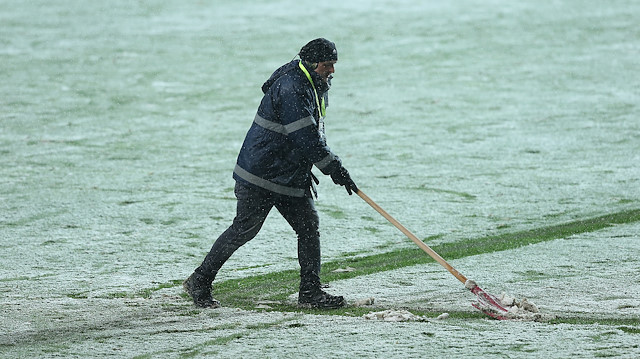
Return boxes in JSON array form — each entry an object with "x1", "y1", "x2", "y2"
[{"x1": 314, "y1": 61, "x2": 336, "y2": 83}]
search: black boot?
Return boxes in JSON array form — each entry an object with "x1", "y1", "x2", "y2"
[
  {"x1": 298, "y1": 282, "x2": 345, "y2": 309},
  {"x1": 183, "y1": 272, "x2": 220, "y2": 308}
]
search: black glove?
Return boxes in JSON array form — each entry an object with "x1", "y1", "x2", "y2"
[{"x1": 330, "y1": 166, "x2": 358, "y2": 195}]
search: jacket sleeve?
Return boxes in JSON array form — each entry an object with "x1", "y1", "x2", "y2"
[{"x1": 277, "y1": 83, "x2": 341, "y2": 175}]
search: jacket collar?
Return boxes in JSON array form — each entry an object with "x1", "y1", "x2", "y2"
[{"x1": 261, "y1": 60, "x2": 331, "y2": 95}]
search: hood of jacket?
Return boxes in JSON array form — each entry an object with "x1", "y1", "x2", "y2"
[{"x1": 261, "y1": 60, "x2": 329, "y2": 95}]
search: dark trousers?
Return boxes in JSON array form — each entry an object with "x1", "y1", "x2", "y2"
[{"x1": 195, "y1": 182, "x2": 321, "y2": 286}]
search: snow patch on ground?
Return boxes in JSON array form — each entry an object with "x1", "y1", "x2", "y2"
[{"x1": 364, "y1": 310, "x2": 427, "y2": 322}]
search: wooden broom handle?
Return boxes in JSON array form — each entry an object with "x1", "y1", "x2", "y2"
[{"x1": 356, "y1": 189, "x2": 468, "y2": 284}]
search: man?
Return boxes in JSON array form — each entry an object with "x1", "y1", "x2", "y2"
[{"x1": 183, "y1": 38, "x2": 358, "y2": 309}]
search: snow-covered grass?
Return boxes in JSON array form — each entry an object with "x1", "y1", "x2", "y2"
[{"x1": 1, "y1": 0, "x2": 639, "y2": 357}]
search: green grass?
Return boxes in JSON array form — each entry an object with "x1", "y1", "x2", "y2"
[
  {"x1": 215, "y1": 208, "x2": 640, "y2": 317},
  {"x1": 114, "y1": 208, "x2": 640, "y2": 324},
  {"x1": 618, "y1": 326, "x2": 640, "y2": 334},
  {"x1": 414, "y1": 185, "x2": 477, "y2": 200},
  {"x1": 135, "y1": 318, "x2": 304, "y2": 358}
]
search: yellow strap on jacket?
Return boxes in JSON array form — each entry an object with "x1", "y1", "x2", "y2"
[{"x1": 298, "y1": 61, "x2": 326, "y2": 118}]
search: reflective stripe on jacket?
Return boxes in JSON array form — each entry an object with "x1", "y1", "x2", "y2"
[{"x1": 233, "y1": 60, "x2": 340, "y2": 197}]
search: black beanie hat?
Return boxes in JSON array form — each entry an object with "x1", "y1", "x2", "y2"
[{"x1": 299, "y1": 38, "x2": 338, "y2": 63}]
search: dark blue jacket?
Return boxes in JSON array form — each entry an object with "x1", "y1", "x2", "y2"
[{"x1": 233, "y1": 60, "x2": 341, "y2": 197}]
